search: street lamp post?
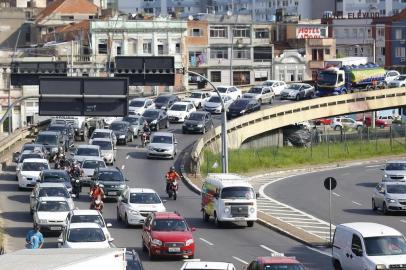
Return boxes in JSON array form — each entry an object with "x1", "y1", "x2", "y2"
[
  {"x1": 187, "y1": 70, "x2": 228, "y2": 173},
  {"x1": 228, "y1": 11, "x2": 240, "y2": 86}
]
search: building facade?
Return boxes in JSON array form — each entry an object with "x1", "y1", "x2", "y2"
[
  {"x1": 118, "y1": 0, "x2": 203, "y2": 16},
  {"x1": 273, "y1": 49, "x2": 306, "y2": 82},
  {"x1": 336, "y1": 0, "x2": 406, "y2": 17}
]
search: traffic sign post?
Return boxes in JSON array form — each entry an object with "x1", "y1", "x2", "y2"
[{"x1": 324, "y1": 177, "x2": 337, "y2": 246}]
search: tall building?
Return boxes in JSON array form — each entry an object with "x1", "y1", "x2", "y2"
[
  {"x1": 118, "y1": 0, "x2": 203, "y2": 16},
  {"x1": 336, "y1": 0, "x2": 406, "y2": 17}
]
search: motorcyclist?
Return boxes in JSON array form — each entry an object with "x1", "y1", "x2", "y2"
[
  {"x1": 56, "y1": 153, "x2": 66, "y2": 169},
  {"x1": 165, "y1": 166, "x2": 180, "y2": 193},
  {"x1": 90, "y1": 195, "x2": 104, "y2": 213},
  {"x1": 90, "y1": 182, "x2": 105, "y2": 201},
  {"x1": 141, "y1": 121, "x2": 151, "y2": 146}
]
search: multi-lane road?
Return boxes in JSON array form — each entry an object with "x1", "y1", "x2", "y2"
[{"x1": 0, "y1": 116, "x2": 333, "y2": 270}]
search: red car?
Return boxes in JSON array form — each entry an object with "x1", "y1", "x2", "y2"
[
  {"x1": 358, "y1": 116, "x2": 388, "y2": 128},
  {"x1": 142, "y1": 212, "x2": 196, "y2": 260},
  {"x1": 246, "y1": 256, "x2": 305, "y2": 270},
  {"x1": 315, "y1": 118, "x2": 332, "y2": 125}
]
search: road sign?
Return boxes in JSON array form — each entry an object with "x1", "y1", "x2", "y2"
[
  {"x1": 114, "y1": 56, "x2": 175, "y2": 86},
  {"x1": 10, "y1": 61, "x2": 67, "y2": 86},
  {"x1": 324, "y1": 177, "x2": 337, "y2": 190},
  {"x1": 39, "y1": 77, "x2": 128, "y2": 116}
]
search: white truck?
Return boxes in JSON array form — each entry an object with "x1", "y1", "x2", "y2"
[
  {"x1": 0, "y1": 248, "x2": 128, "y2": 270},
  {"x1": 324, "y1": 57, "x2": 368, "y2": 68}
]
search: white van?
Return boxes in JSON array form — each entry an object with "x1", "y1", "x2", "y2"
[
  {"x1": 201, "y1": 173, "x2": 258, "y2": 227},
  {"x1": 332, "y1": 222, "x2": 406, "y2": 270}
]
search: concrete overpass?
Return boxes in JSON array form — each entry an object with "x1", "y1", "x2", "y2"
[{"x1": 191, "y1": 87, "x2": 406, "y2": 162}]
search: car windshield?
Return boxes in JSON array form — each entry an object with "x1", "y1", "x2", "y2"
[
  {"x1": 71, "y1": 215, "x2": 104, "y2": 227},
  {"x1": 155, "y1": 96, "x2": 170, "y2": 103},
  {"x1": 130, "y1": 193, "x2": 161, "y2": 204},
  {"x1": 317, "y1": 71, "x2": 337, "y2": 85},
  {"x1": 387, "y1": 185, "x2": 406, "y2": 194},
  {"x1": 151, "y1": 136, "x2": 172, "y2": 144},
  {"x1": 248, "y1": 87, "x2": 263, "y2": 94},
  {"x1": 152, "y1": 219, "x2": 188, "y2": 231},
  {"x1": 36, "y1": 134, "x2": 57, "y2": 145},
  {"x1": 364, "y1": 236, "x2": 406, "y2": 256},
  {"x1": 92, "y1": 141, "x2": 112, "y2": 150},
  {"x1": 76, "y1": 148, "x2": 99, "y2": 156},
  {"x1": 37, "y1": 201, "x2": 69, "y2": 212},
  {"x1": 190, "y1": 93, "x2": 203, "y2": 98},
  {"x1": 208, "y1": 96, "x2": 221, "y2": 103},
  {"x1": 217, "y1": 87, "x2": 228, "y2": 93},
  {"x1": 67, "y1": 228, "x2": 106, "y2": 243},
  {"x1": 263, "y1": 264, "x2": 305, "y2": 270},
  {"x1": 91, "y1": 132, "x2": 110, "y2": 139},
  {"x1": 111, "y1": 123, "x2": 127, "y2": 131},
  {"x1": 42, "y1": 172, "x2": 69, "y2": 182},
  {"x1": 188, "y1": 113, "x2": 205, "y2": 121},
  {"x1": 386, "y1": 163, "x2": 406, "y2": 170},
  {"x1": 82, "y1": 160, "x2": 106, "y2": 169},
  {"x1": 143, "y1": 110, "x2": 159, "y2": 118},
  {"x1": 129, "y1": 100, "x2": 145, "y2": 107},
  {"x1": 19, "y1": 153, "x2": 42, "y2": 163},
  {"x1": 39, "y1": 187, "x2": 69, "y2": 198},
  {"x1": 170, "y1": 104, "x2": 187, "y2": 111},
  {"x1": 98, "y1": 171, "x2": 123, "y2": 182},
  {"x1": 232, "y1": 99, "x2": 250, "y2": 107},
  {"x1": 22, "y1": 162, "x2": 48, "y2": 171},
  {"x1": 123, "y1": 116, "x2": 140, "y2": 124},
  {"x1": 287, "y1": 84, "x2": 302, "y2": 91},
  {"x1": 221, "y1": 186, "x2": 255, "y2": 199},
  {"x1": 398, "y1": 75, "x2": 406, "y2": 81}
]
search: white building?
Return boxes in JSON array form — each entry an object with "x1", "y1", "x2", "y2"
[
  {"x1": 336, "y1": 0, "x2": 406, "y2": 17},
  {"x1": 273, "y1": 50, "x2": 306, "y2": 82},
  {"x1": 118, "y1": 0, "x2": 202, "y2": 16}
]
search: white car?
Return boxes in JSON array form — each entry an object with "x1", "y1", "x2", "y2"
[
  {"x1": 147, "y1": 132, "x2": 177, "y2": 159},
  {"x1": 167, "y1": 102, "x2": 196, "y2": 123},
  {"x1": 243, "y1": 85, "x2": 275, "y2": 104},
  {"x1": 184, "y1": 91, "x2": 211, "y2": 108},
  {"x1": 385, "y1": 70, "x2": 400, "y2": 84},
  {"x1": 378, "y1": 115, "x2": 395, "y2": 125},
  {"x1": 16, "y1": 150, "x2": 44, "y2": 175},
  {"x1": 90, "y1": 138, "x2": 116, "y2": 165},
  {"x1": 89, "y1": 129, "x2": 116, "y2": 146},
  {"x1": 58, "y1": 223, "x2": 113, "y2": 249},
  {"x1": 17, "y1": 158, "x2": 50, "y2": 189},
  {"x1": 381, "y1": 160, "x2": 406, "y2": 182},
  {"x1": 30, "y1": 183, "x2": 74, "y2": 214},
  {"x1": 212, "y1": 86, "x2": 242, "y2": 101},
  {"x1": 262, "y1": 80, "x2": 287, "y2": 95},
  {"x1": 117, "y1": 187, "x2": 166, "y2": 226},
  {"x1": 81, "y1": 157, "x2": 106, "y2": 179},
  {"x1": 128, "y1": 98, "x2": 154, "y2": 115},
  {"x1": 72, "y1": 145, "x2": 101, "y2": 164},
  {"x1": 181, "y1": 261, "x2": 236, "y2": 270},
  {"x1": 330, "y1": 117, "x2": 363, "y2": 131},
  {"x1": 388, "y1": 74, "x2": 406, "y2": 88},
  {"x1": 33, "y1": 196, "x2": 72, "y2": 233},
  {"x1": 204, "y1": 95, "x2": 234, "y2": 114},
  {"x1": 66, "y1": 209, "x2": 112, "y2": 240}
]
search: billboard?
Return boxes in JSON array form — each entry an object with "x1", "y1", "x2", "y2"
[{"x1": 296, "y1": 26, "x2": 327, "y2": 39}]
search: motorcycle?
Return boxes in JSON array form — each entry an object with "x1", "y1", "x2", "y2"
[
  {"x1": 90, "y1": 195, "x2": 104, "y2": 213},
  {"x1": 71, "y1": 178, "x2": 81, "y2": 199},
  {"x1": 166, "y1": 179, "x2": 178, "y2": 200},
  {"x1": 141, "y1": 132, "x2": 150, "y2": 147}
]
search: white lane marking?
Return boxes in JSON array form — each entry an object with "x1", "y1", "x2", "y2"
[
  {"x1": 183, "y1": 259, "x2": 201, "y2": 262},
  {"x1": 126, "y1": 155, "x2": 129, "y2": 160},
  {"x1": 366, "y1": 164, "x2": 382, "y2": 168},
  {"x1": 306, "y1": 246, "x2": 332, "y2": 257},
  {"x1": 199, "y1": 237, "x2": 214, "y2": 246},
  {"x1": 333, "y1": 192, "x2": 341, "y2": 197},
  {"x1": 401, "y1": 219, "x2": 406, "y2": 223},
  {"x1": 260, "y1": 244, "x2": 279, "y2": 254},
  {"x1": 352, "y1": 201, "x2": 362, "y2": 206},
  {"x1": 232, "y1": 256, "x2": 249, "y2": 265},
  {"x1": 121, "y1": 165, "x2": 125, "y2": 170}
]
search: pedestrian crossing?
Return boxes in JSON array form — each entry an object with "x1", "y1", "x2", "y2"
[{"x1": 249, "y1": 174, "x2": 335, "y2": 242}]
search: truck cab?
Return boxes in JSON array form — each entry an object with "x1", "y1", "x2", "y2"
[{"x1": 316, "y1": 67, "x2": 346, "y2": 96}]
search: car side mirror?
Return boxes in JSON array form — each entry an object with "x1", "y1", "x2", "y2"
[
  {"x1": 191, "y1": 227, "x2": 196, "y2": 232},
  {"x1": 113, "y1": 146, "x2": 117, "y2": 150},
  {"x1": 162, "y1": 199, "x2": 167, "y2": 203},
  {"x1": 125, "y1": 178, "x2": 129, "y2": 182},
  {"x1": 174, "y1": 140, "x2": 178, "y2": 144},
  {"x1": 108, "y1": 237, "x2": 115, "y2": 242},
  {"x1": 106, "y1": 223, "x2": 112, "y2": 228},
  {"x1": 57, "y1": 238, "x2": 63, "y2": 243}
]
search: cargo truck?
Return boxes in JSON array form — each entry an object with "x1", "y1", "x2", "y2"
[
  {"x1": 0, "y1": 248, "x2": 129, "y2": 270},
  {"x1": 316, "y1": 60, "x2": 386, "y2": 96}
]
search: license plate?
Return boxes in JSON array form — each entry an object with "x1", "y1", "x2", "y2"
[
  {"x1": 50, "y1": 226, "x2": 61, "y2": 231},
  {"x1": 402, "y1": 206, "x2": 406, "y2": 210},
  {"x1": 168, "y1": 247, "x2": 180, "y2": 252},
  {"x1": 234, "y1": 217, "x2": 245, "y2": 220},
  {"x1": 108, "y1": 191, "x2": 117, "y2": 196},
  {"x1": 188, "y1": 127, "x2": 194, "y2": 130}
]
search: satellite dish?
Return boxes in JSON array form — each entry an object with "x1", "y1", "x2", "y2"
[{"x1": 188, "y1": 15, "x2": 193, "y2": 21}]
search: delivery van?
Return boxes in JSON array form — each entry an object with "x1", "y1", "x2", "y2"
[
  {"x1": 201, "y1": 173, "x2": 258, "y2": 227},
  {"x1": 332, "y1": 222, "x2": 406, "y2": 270}
]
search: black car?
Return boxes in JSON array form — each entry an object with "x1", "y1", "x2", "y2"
[
  {"x1": 110, "y1": 121, "x2": 134, "y2": 145},
  {"x1": 154, "y1": 95, "x2": 180, "y2": 110},
  {"x1": 182, "y1": 111, "x2": 213, "y2": 134},
  {"x1": 227, "y1": 98, "x2": 261, "y2": 119},
  {"x1": 142, "y1": 109, "x2": 169, "y2": 131},
  {"x1": 91, "y1": 167, "x2": 127, "y2": 198},
  {"x1": 47, "y1": 123, "x2": 74, "y2": 151},
  {"x1": 39, "y1": 169, "x2": 72, "y2": 193},
  {"x1": 34, "y1": 131, "x2": 65, "y2": 160}
]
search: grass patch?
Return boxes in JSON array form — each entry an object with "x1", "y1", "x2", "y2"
[{"x1": 201, "y1": 139, "x2": 406, "y2": 175}]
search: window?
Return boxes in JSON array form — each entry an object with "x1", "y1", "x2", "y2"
[
  {"x1": 395, "y1": 47, "x2": 405, "y2": 58},
  {"x1": 61, "y1": 15, "x2": 74, "y2": 20},
  {"x1": 380, "y1": 9, "x2": 386, "y2": 15},
  {"x1": 255, "y1": 28, "x2": 269, "y2": 39},
  {"x1": 233, "y1": 71, "x2": 250, "y2": 85},
  {"x1": 211, "y1": 71, "x2": 221, "y2": 82},
  {"x1": 351, "y1": 234, "x2": 363, "y2": 256},
  {"x1": 143, "y1": 39, "x2": 152, "y2": 54},
  {"x1": 144, "y1": 8, "x2": 153, "y2": 13},
  {"x1": 233, "y1": 48, "x2": 250, "y2": 59},
  {"x1": 377, "y1": 27, "x2": 385, "y2": 38},
  {"x1": 210, "y1": 26, "x2": 228, "y2": 38},
  {"x1": 175, "y1": 43, "x2": 180, "y2": 54},
  {"x1": 158, "y1": 44, "x2": 164, "y2": 55},
  {"x1": 396, "y1": 29, "x2": 402, "y2": 40},
  {"x1": 233, "y1": 26, "x2": 251, "y2": 38},
  {"x1": 254, "y1": 47, "x2": 272, "y2": 62},
  {"x1": 189, "y1": 51, "x2": 204, "y2": 66},
  {"x1": 190, "y1": 28, "x2": 203, "y2": 36},
  {"x1": 98, "y1": 39, "x2": 107, "y2": 54},
  {"x1": 210, "y1": 47, "x2": 228, "y2": 59},
  {"x1": 325, "y1": 49, "x2": 330, "y2": 55}
]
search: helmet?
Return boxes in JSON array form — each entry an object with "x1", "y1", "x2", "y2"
[
  {"x1": 98, "y1": 184, "x2": 104, "y2": 188},
  {"x1": 170, "y1": 166, "x2": 175, "y2": 171}
]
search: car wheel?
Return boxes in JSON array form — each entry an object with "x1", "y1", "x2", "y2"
[
  {"x1": 295, "y1": 95, "x2": 300, "y2": 101},
  {"x1": 203, "y1": 210, "x2": 209, "y2": 222},
  {"x1": 258, "y1": 98, "x2": 262, "y2": 104},
  {"x1": 247, "y1": 221, "x2": 254, "y2": 227},
  {"x1": 129, "y1": 134, "x2": 133, "y2": 142},
  {"x1": 356, "y1": 125, "x2": 362, "y2": 131},
  {"x1": 125, "y1": 214, "x2": 130, "y2": 227},
  {"x1": 269, "y1": 97, "x2": 274, "y2": 104},
  {"x1": 309, "y1": 92, "x2": 315, "y2": 99},
  {"x1": 116, "y1": 208, "x2": 121, "y2": 221},
  {"x1": 372, "y1": 199, "x2": 377, "y2": 211},
  {"x1": 334, "y1": 125, "x2": 342, "y2": 131},
  {"x1": 383, "y1": 203, "x2": 389, "y2": 215},
  {"x1": 189, "y1": 254, "x2": 194, "y2": 259},
  {"x1": 380, "y1": 124, "x2": 385, "y2": 129},
  {"x1": 333, "y1": 260, "x2": 342, "y2": 270},
  {"x1": 214, "y1": 213, "x2": 222, "y2": 227}
]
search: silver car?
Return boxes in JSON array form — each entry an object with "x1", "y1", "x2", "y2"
[
  {"x1": 243, "y1": 85, "x2": 275, "y2": 104},
  {"x1": 147, "y1": 132, "x2": 177, "y2": 159},
  {"x1": 372, "y1": 182, "x2": 406, "y2": 214},
  {"x1": 90, "y1": 138, "x2": 116, "y2": 165},
  {"x1": 382, "y1": 161, "x2": 406, "y2": 182},
  {"x1": 121, "y1": 115, "x2": 144, "y2": 137},
  {"x1": 30, "y1": 183, "x2": 74, "y2": 214}
]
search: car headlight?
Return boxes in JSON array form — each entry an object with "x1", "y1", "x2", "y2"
[
  {"x1": 386, "y1": 198, "x2": 396, "y2": 203},
  {"x1": 383, "y1": 174, "x2": 388, "y2": 178},
  {"x1": 151, "y1": 120, "x2": 157, "y2": 124},
  {"x1": 161, "y1": 106, "x2": 166, "y2": 110},
  {"x1": 119, "y1": 135, "x2": 126, "y2": 139},
  {"x1": 151, "y1": 239, "x2": 162, "y2": 246},
  {"x1": 185, "y1": 239, "x2": 194, "y2": 246},
  {"x1": 240, "y1": 110, "x2": 246, "y2": 114},
  {"x1": 224, "y1": 207, "x2": 230, "y2": 214},
  {"x1": 22, "y1": 176, "x2": 27, "y2": 180},
  {"x1": 129, "y1": 209, "x2": 139, "y2": 215},
  {"x1": 119, "y1": 184, "x2": 126, "y2": 188},
  {"x1": 197, "y1": 124, "x2": 203, "y2": 127},
  {"x1": 376, "y1": 264, "x2": 387, "y2": 270},
  {"x1": 250, "y1": 207, "x2": 256, "y2": 213},
  {"x1": 39, "y1": 219, "x2": 47, "y2": 224}
]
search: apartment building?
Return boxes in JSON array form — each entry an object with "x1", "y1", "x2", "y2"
[{"x1": 118, "y1": 0, "x2": 203, "y2": 16}]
